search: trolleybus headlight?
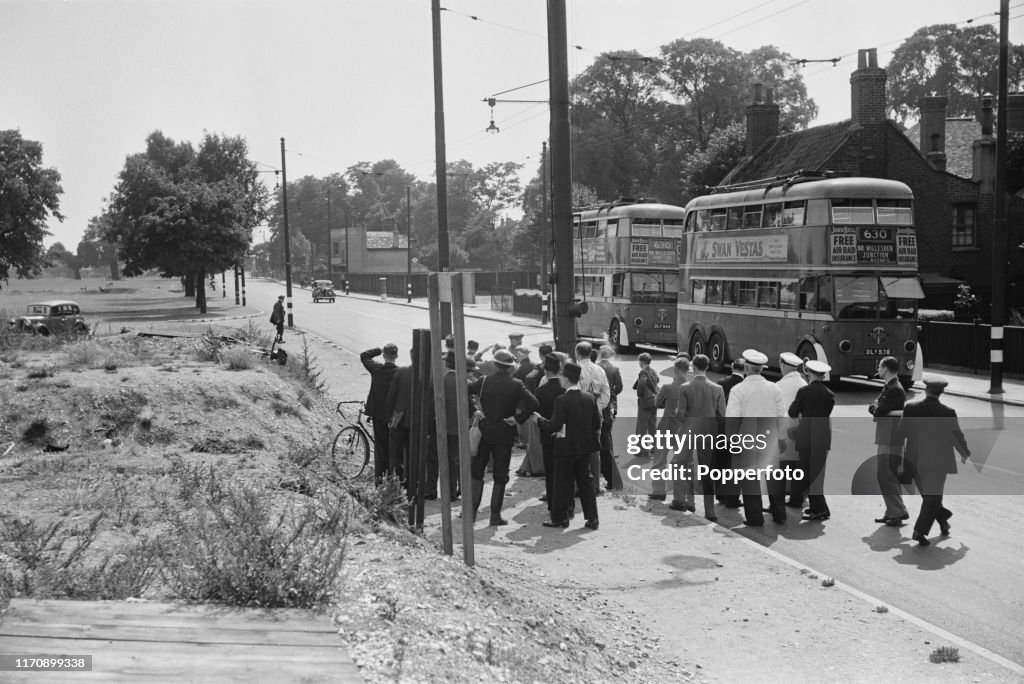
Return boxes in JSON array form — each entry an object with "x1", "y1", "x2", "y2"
[
  {"x1": 838, "y1": 339, "x2": 853, "y2": 353},
  {"x1": 903, "y1": 340, "x2": 916, "y2": 353},
  {"x1": 906, "y1": 359, "x2": 915, "y2": 371},
  {"x1": 633, "y1": 317, "x2": 644, "y2": 327}
]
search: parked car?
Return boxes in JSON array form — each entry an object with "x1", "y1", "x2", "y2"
[
  {"x1": 8, "y1": 300, "x2": 89, "y2": 336},
  {"x1": 312, "y1": 280, "x2": 336, "y2": 303}
]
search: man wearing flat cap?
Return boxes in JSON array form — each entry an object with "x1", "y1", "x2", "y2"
[
  {"x1": 270, "y1": 295, "x2": 286, "y2": 343},
  {"x1": 726, "y1": 349, "x2": 788, "y2": 525},
  {"x1": 468, "y1": 349, "x2": 538, "y2": 526},
  {"x1": 788, "y1": 360, "x2": 835, "y2": 521},
  {"x1": 777, "y1": 351, "x2": 807, "y2": 508},
  {"x1": 895, "y1": 375, "x2": 971, "y2": 545}
]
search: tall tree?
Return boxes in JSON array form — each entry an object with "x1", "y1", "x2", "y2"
[
  {"x1": 106, "y1": 131, "x2": 268, "y2": 313},
  {"x1": 0, "y1": 130, "x2": 63, "y2": 288},
  {"x1": 679, "y1": 122, "x2": 747, "y2": 203},
  {"x1": 887, "y1": 23, "x2": 1024, "y2": 125}
]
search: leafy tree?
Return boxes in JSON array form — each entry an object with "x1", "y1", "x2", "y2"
[
  {"x1": 679, "y1": 122, "x2": 747, "y2": 203},
  {"x1": 264, "y1": 173, "x2": 348, "y2": 276},
  {"x1": 106, "y1": 131, "x2": 268, "y2": 313},
  {"x1": 83, "y1": 212, "x2": 121, "y2": 280},
  {"x1": 0, "y1": 130, "x2": 64, "y2": 288},
  {"x1": 887, "y1": 24, "x2": 1024, "y2": 125}
]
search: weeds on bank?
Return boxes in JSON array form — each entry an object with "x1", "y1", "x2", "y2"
[
  {"x1": 929, "y1": 646, "x2": 961, "y2": 664},
  {"x1": 158, "y1": 482, "x2": 351, "y2": 608}
]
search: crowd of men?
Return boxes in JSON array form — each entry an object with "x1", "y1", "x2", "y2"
[{"x1": 360, "y1": 335, "x2": 972, "y2": 546}]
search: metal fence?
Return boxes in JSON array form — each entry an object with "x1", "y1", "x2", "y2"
[
  {"x1": 919, "y1": 321, "x2": 1024, "y2": 375},
  {"x1": 340, "y1": 271, "x2": 538, "y2": 298}
]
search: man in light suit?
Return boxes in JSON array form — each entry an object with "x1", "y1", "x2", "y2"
[
  {"x1": 726, "y1": 349, "x2": 788, "y2": 526},
  {"x1": 776, "y1": 352, "x2": 807, "y2": 509},
  {"x1": 895, "y1": 375, "x2": 971, "y2": 546},
  {"x1": 673, "y1": 354, "x2": 726, "y2": 521}
]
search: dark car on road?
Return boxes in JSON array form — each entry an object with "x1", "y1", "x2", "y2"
[
  {"x1": 8, "y1": 300, "x2": 90, "y2": 336},
  {"x1": 312, "y1": 280, "x2": 336, "y2": 303}
]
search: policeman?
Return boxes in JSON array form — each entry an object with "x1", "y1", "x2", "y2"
[{"x1": 787, "y1": 360, "x2": 835, "y2": 521}]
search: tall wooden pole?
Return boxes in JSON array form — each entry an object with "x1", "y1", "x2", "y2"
[
  {"x1": 548, "y1": 0, "x2": 575, "y2": 354},
  {"x1": 280, "y1": 137, "x2": 294, "y2": 328},
  {"x1": 988, "y1": 0, "x2": 1010, "y2": 394},
  {"x1": 432, "y1": 0, "x2": 452, "y2": 335},
  {"x1": 428, "y1": 275, "x2": 454, "y2": 555},
  {"x1": 450, "y1": 274, "x2": 475, "y2": 566}
]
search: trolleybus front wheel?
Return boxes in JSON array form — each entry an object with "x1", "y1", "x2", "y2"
[{"x1": 608, "y1": 319, "x2": 635, "y2": 355}]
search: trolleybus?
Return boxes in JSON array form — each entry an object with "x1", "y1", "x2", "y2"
[
  {"x1": 678, "y1": 174, "x2": 924, "y2": 387},
  {"x1": 572, "y1": 199, "x2": 687, "y2": 352}
]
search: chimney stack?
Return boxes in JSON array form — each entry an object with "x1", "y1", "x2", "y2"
[
  {"x1": 973, "y1": 94, "x2": 996, "y2": 192},
  {"x1": 918, "y1": 95, "x2": 948, "y2": 171},
  {"x1": 850, "y1": 48, "x2": 887, "y2": 124},
  {"x1": 1007, "y1": 93, "x2": 1024, "y2": 132},
  {"x1": 745, "y1": 83, "x2": 780, "y2": 156}
]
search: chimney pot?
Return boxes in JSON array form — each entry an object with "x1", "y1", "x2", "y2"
[
  {"x1": 868, "y1": 48, "x2": 878, "y2": 68},
  {"x1": 752, "y1": 82, "x2": 763, "y2": 104}
]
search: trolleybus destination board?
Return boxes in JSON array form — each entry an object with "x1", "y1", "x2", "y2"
[{"x1": 829, "y1": 226, "x2": 917, "y2": 265}]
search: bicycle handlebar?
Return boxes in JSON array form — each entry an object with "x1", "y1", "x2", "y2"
[{"x1": 336, "y1": 401, "x2": 366, "y2": 417}]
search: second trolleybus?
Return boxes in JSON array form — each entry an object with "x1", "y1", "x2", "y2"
[{"x1": 572, "y1": 199, "x2": 687, "y2": 352}]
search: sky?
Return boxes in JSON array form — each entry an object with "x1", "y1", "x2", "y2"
[{"x1": 1, "y1": 0, "x2": 1017, "y2": 251}]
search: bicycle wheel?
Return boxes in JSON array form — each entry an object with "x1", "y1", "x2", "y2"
[{"x1": 331, "y1": 426, "x2": 371, "y2": 480}]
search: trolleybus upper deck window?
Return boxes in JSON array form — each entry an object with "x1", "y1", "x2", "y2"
[
  {"x1": 663, "y1": 219, "x2": 685, "y2": 238},
  {"x1": 831, "y1": 199, "x2": 874, "y2": 224},
  {"x1": 876, "y1": 200, "x2": 913, "y2": 225}
]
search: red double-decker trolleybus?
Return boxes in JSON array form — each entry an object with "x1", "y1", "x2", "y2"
[
  {"x1": 572, "y1": 199, "x2": 687, "y2": 352},
  {"x1": 678, "y1": 175, "x2": 924, "y2": 387}
]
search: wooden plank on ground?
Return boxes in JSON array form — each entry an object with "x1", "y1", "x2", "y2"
[{"x1": 0, "y1": 600, "x2": 362, "y2": 683}]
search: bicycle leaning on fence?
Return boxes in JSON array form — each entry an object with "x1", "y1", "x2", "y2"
[{"x1": 331, "y1": 401, "x2": 374, "y2": 479}]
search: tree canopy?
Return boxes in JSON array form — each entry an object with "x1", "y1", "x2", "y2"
[
  {"x1": 105, "y1": 130, "x2": 268, "y2": 312},
  {"x1": 887, "y1": 23, "x2": 1024, "y2": 125},
  {"x1": 0, "y1": 130, "x2": 64, "y2": 287}
]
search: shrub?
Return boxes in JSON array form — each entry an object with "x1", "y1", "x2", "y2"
[
  {"x1": 22, "y1": 419, "x2": 51, "y2": 445},
  {"x1": 220, "y1": 347, "x2": 255, "y2": 370},
  {"x1": 158, "y1": 483, "x2": 350, "y2": 607},
  {"x1": 348, "y1": 474, "x2": 408, "y2": 528}
]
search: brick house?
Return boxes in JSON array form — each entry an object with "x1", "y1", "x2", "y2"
[{"x1": 722, "y1": 48, "x2": 1024, "y2": 313}]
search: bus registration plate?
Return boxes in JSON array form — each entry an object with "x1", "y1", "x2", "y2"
[{"x1": 864, "y1": 348, "x2": 891, "y2": 356}]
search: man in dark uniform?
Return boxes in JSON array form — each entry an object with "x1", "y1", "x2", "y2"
[
  {"x1": 896, "y1": 375, "x2": 971, "y2": 545},
  {"x1": 716, "y1": 358, "x2": 746, "y2": 507},
  {"x1": 384, "y1": 350, "x2": 414, "y2": 484},
  {"x1": 534, "y1": 354, "x2": 565, "y2": 511},
  {"x1": 632, "y1": 353, "x2": 660, "y2": 458},
  {"x1": 539, "y1": 362, "x2": 601, "y2": 530},
  {"x1": 360, "y1": 344, "x2": 399, "y2": 481},
  {"x1": 787, "y1": 360, "x2": 835, "y2": 521},
  {"x1": 871, "y1": 356, "x2": 908, "y2": 525},
  {"x1": 469, "y1": 349, "x2": 538, "y2": 526}
]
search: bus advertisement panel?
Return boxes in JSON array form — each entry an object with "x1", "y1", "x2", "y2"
[
  {"x1": 678, "y1": 176, "x2": 923, "y2": 387},
  {"x1": 572, "y1": 200, "x2": 687, "y2": 352}
]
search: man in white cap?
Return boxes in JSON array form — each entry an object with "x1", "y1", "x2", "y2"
[
  {"x1": 895, "y1": 375, "x2": 971, "y2": 545},
  {"x1": 788, "y1": 360, "x2": 835, "y2": 521},
  {"x1": 726, "y1": 349, "x2": 788, "y2": 526},
  {"x1": 777, "y1": 352, "x2": 807, "y2": 509}
]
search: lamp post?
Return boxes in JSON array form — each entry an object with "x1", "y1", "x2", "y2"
[
  {"x1": 326, "y1": 187, "x2": 333, "y2": 286},
  {"x1": 280, "y1": 138, "x2": 294, "y2": 328}
]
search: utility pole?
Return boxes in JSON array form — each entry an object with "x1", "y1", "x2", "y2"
[
  {"x1": 432, "y1": 0, "x2": 451, "y2": 335},
  {"x1": 548, "y1": 0, "x2": 576, "y2": 354},
  {"x1": 989, "y1": 0, "x2": 1010, "y2": 394},
  {"x1": 407, "y1": 185, "x2": 413, "y2": 303},
  {"x1": 326, "y1": 186, "x2": 333, "y2": 286},
  {"x1": 541, "y1": 140, "x2": 550, "y2": 326},
  {"x1": 344, "y1": 203, "x2": 351, "y2": 293},
  {"x1": 280, "y1": 137, "x2": 294, "y2": 328}
]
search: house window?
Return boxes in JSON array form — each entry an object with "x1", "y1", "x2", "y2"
[{"x1": 952, "y1": 204, "x2": 976, "y2": 247}]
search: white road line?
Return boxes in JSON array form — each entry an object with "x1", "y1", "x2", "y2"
[{"x1": 725, "y1": 527, "x2": 1024, "y2": 676}]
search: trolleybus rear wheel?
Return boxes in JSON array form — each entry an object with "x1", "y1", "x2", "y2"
[
  {"x1": 708, "y1": 332, "x2": 727, "y2": 374},
  {"x1": 688, "y1": 330, "x2": 707, "y2": 359},
  {"x1": 608, "y1": 319, "x2": 634, "y2": 354}
]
